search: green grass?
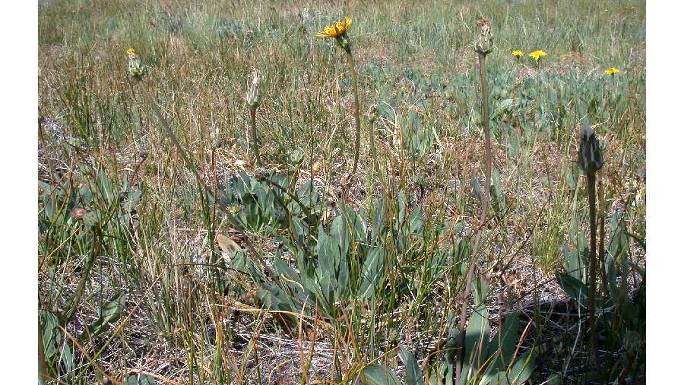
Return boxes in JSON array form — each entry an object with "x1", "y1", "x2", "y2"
[{"x1": 39, "y1": 0, "x2": 645, "y2": 384}]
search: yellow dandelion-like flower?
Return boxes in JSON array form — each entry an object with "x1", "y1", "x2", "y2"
[
  {"x1": 126, "y1": 47, "x2": 144, "y2": 79},
  {"x1": 315, "y1": 16, "x2": 352, "y2": 38},
  {"x1": 528, "y1": 50, "x2": 547, "y2": 61},
  {"x1": 511, "y1": 49, "x2": 523, "y2": 58},
  {"x1": 127, "y1": 47, "x2": 137, "y2": 59},
  {"x1": 604, "y1": 67, "x2": 621, "y2": 76}
]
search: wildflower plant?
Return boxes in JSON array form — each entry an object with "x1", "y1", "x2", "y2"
[
  {"x1": 577, "y1": 120, "x2": 604, "y2": 366},
  {"x1": 316, "y1": 16, "x2": 362, "y2": 179},
  {"x1": 528, "y1": 49, "x2": 547, "y2": 68},
  {"x1": 511, "y1": 49, "x2": 523, "y2": 60},
  {"x1": 604, "y1": 66, "x2": 621, "y2": 76},
  {"x1": 123, "y1": 47, "x2": 225, "y2": 285},
  {"x1": 455, "y1": 17, "x2": 496, "y2": 384},
  {"x1": 126, "y1": 48, "x2": 145, "y2": 80}
]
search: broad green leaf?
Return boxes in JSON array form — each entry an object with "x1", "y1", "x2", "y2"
[
  {"x1": 256, "y1": 283, "x2": 296, "y2": 313},
  {"x1": 507, "y1": 352, "x2": 535, "y2": 384},
  {"x1": 472, "y1": 277, "x2": 490, "y2": 306},
  {"x1": 471, "y1": 177, "x2": 484, "y2": 203},
  {"x1": 61, "y1": 341, "x2": 74, "y2": 378},
  {"x1": 555, "y1": 272, "x2": 587, "y2": 304},
  {"x1": 124, "y1": 373, "x2": 156, "y2": 385},
  {"x1": 89, "y1": 293, "x2": 126, "y2": 337},
  {"x1": 461, "y1": 303, "x2": 491, "y2": 384},
  {"x1": 331, "y1": 214, "x2": 350, "y2": 297},
  {"x1": 316, "y1": 225, "x2": 335, "y2": 302},
  {"x1": 400, "y1": 345, "x2": 424, "y2": 385},
  {"x1": 492, "y1": 313, "x2": 520, "y2": 369},
  {"x1": 41, "y1": 310, "x2": 59, "y2": 361},
  {"x1": 358, "y1": 247, "x2": 385, "y2": 300},
  {"x1": 361, "y1": 364, "x2": 401, "y2": 385}
]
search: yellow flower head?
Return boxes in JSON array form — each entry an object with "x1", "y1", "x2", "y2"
[
  {"x1": 604, "y1": 67, "x2": 621, "y2": 75},
  {"x1": 511, "y1": 49, "x2": 523, "y2": 58},
  {"x1": 528, "y1": 50, "x2": 547, "y2": 61},
  {"x1": 126, "y1": 47, "x2": 144, "y2": 79},
  {"x1": 316, "y1": 16, "x2": 352, "y2": 38}
]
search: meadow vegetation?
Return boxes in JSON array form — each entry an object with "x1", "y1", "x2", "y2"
[{"x1": 38, "y1": 0, "x2": 646, "y2": 384}]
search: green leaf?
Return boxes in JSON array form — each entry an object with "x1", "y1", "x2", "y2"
[
  {"x1": 507, "y1": 352, "x2": 535, "y2": 384},
  {"x1": 61, "y1": 341, "x2": 74, "y2": 378},
  {"x1": 316, "y1": 225, "x2": 335, "y2": 302},
  {"x1": 361, "y1": 364, "x2": 401, "y2": 385},
  {"x1": 400, "y1": 345, "x2": 424, "y2": 385},
  {"x1": 89, "y1": 293, "x2": 126, "y2": 337},
  {"x1": 41, "y1": 310, "x2": 59, "y2": 361},
  {"x1": 461, "y1": 302, "x2": 491, "y2": 383},
  {"x1": 372, "y1": 198, "x2": 387, "y2": 242},
  {"x1": 471, "y1": 177, "x2": 484, "y2": 203},
  {"x1": 492, "y1": 98, "x2": 514, "y2": 119},
  {"x1": 97, "y1": 170, "x2": 115, "y2": 205},
  {"x1": 358, "y1": 247, "x2": 385, "y2": 300},
  {"x1": 491, "y1": 168, "x2": 505, "y2": 214},
  {"x1": 341, "y1": 204, "x2": 368, "y2": 242},
  {"x1": 555, "y1": 272, "x2": 587, "y2": 303},
  {"x1": 472, "y1": 277, "x2": 490, "y2": 306},
  {"x1": 492, "y1": 313, "x2": 520, "y2": 368},
  {"x1": 124, "y1": 373, "x2": 156, "y2": 385},
  {"x1": 256, "y1": 283, "x2": 297, "y2": 313}
]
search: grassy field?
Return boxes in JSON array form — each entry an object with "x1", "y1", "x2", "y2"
[{"x1": 38, "y1": 0, "x2": 646, "y2": 384}]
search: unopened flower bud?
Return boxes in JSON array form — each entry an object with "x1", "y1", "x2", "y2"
[
  {"x1": 367, "y1": 104, "x2": 379, "y2": 124},
  {"x1": 474, "y1": 18, "x2": 494, "y2": 55},
  {"x1": 578, "y1": 121, "x2": 604, "y2": 174},
  {"x1": 246, "y1": 68, "x2": 261, "y2": 108}
]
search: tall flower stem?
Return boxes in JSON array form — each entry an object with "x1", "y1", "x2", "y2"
[
  {"x1": 587, "y1": 170, "x2": 599, "y2": 365},
  {"x1": 346, "y1": 50, "x2": 361, "y2": 178},
  {"x1": 578, "y1": 121, "x2": 604, "y2": 368},
  {"x1": 455, "y1": 48, "x2": 493, "y2": 385},
  {"x1": 477, "y1": 52, "x2": 493, "y2": 226},
  {"x1": 248, "y1": 105, "x2": 262, "y2": 166}
]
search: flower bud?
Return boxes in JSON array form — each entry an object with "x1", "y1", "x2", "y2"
[
  {"x1": 577, "y1": 121, "x2": 604, "y2": 174},
  {"x1": 367, "y1": 104, "x2": 379, "y2": 124},
  {"x1": 246, "y1": 68, "x2": 261, "y2": 108},
  {"x1": 474, "y1": 18, "x2": 494, "y2": 55}
]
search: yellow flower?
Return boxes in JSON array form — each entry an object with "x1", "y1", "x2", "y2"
[
  {"x1": 511, "y1": 49, "x2": 523, "y2": 58},
  {"x1": 604, "y1": 67, "x2": 621, "y2": 76},
  {"x1": 528, "y1": 50, "x2": 547, "y2": 61},
  {"x1": 126, "y1": 47, "x2": 144, "y2": 79},
  {"x1": 126, "y1": 47, "x2": 137, "y2": 59},
  {"x1": 315, "y1": 16, "x2": 352, "y2": 38}
]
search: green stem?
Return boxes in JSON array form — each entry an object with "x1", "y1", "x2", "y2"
[
  {"x1": 587, "y1": 171, "x2": 599, "y2": 365},
  {"x1": 455, "y1": 51, "x2": 492, "y2": 384},
  {"x1": 346, "y1": 50, "x2": 362, "y2": 178},
  {"x1": 249, "y1": 105, "x2": 262, "y2": 167}
]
